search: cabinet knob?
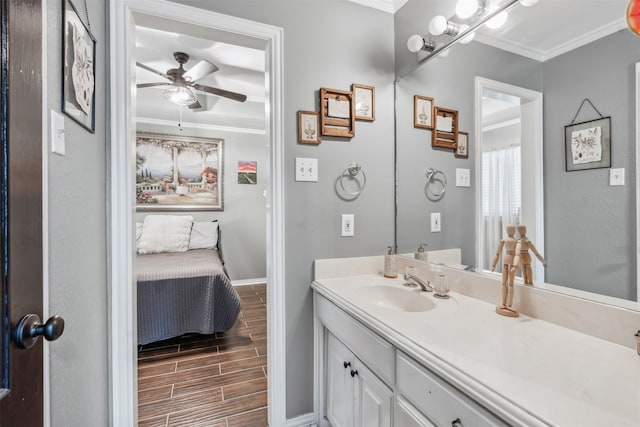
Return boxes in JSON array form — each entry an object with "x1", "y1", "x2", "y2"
[
  {"x1": 350, "y1": 369, "x2": 359, "y2": 377},
  {"x1": 451, "y1": 418, "x2": 463, "y2": 427},
  {"x1": 343, "y1": 361, "x2": 351, "y2": 369}
]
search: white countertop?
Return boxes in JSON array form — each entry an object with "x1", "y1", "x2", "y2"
[{"x1": 312, "y1": 274, "x2": 640, "y2": 426}]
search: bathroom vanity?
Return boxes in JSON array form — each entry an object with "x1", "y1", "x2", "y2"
[{"x1": 312, "y1": 256, "x2": 640, "y2": 427}]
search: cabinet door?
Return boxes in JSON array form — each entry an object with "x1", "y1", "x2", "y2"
[
  {"x1": 354, "y1": 362, "x2": 393, "y2": 427},
  {"x1": 326, "y1": 333, "x2": 355, "y2": 427},
  {"x1": 396, "y1": 396, "x2": 437, "y2": 427}
]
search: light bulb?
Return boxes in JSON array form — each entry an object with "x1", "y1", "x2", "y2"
[
  {"x1": 429, "y1": 16, "x2": 448, "y2": 36},
  {"x1": 458, "y1": 24, "x2": 475, "y2": 44},
  {"x1": 486, "y1": 11, "x2": 508, "y2": 29},
  {"x1": 519, "y1": 0, "x2": 538, "y2": 6},
  {"x1": 407, "y1": 34, "x2": 425, "y2": 53},
  {"x1": 456, "y1": 0, "x2": 479, "y2": 19}
]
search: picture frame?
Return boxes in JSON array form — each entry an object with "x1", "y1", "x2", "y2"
[
  {"x1": 319, "y1": 87, "x2": 355, "y2": 138},
  {"x1": 62, "y1": 0, "x2": 96, "y2": 133},
  {"x1": 135, "y1": 132, "x2": 224, "y2": 211},
  {"x1": 564, "y1": 116, "x2": 611, "y2": 171},
  {"x1": 432, "y1": 106, "x2": 459, "y2": 149},
  {"x1": 455, "y1": 131, "x2": 469, "y2": 158},
  {"x1": 414, "y1": 95, "x2": 434, "y2": 129},
  {"x1": 238, "y1": 161, "x2": 257, "y2": 184},
  {"x1": 298, "y1": 110, "x2": 321, "y2": 144},
  {"x1": 352, "y1": 83, "x2": 375, "y2": 121}
]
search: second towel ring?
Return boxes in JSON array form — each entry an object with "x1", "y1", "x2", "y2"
[
  {"x1": 425, "y1": 168, "x2": 446, "y2": 199},
  {"x1": 339, "y1": 162, "x2": 367, "y2": 196}
]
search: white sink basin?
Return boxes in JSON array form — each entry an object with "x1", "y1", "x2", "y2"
[{"x1": 356, "y1": 285, "x2": 436, "y2": 312}]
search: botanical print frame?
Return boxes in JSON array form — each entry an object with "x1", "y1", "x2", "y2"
[
  {"x1": 564, "y1": 117, "x2": 611, "y2": 171},
  {"x1": 135, "y1": 132, "x2": 224, "y2": 211},
  {"x1": 352, "y1": 83, "x2": 375, "y2": 121},
  {"x1": 414, "y1": 95, "x2": 434, "y2": 129},
  {"x1": 298, "y1": 110, "x2": 321, "y2": 144},
  {"x1": 62, "y1": 0, "x2": 96, "y2": 133},
  {"x1": 238, "y1": 161, "x2": 257, "y2": 184},
  {"x1": 455, "y1": 131, "x2": 469, "y2": 158}
]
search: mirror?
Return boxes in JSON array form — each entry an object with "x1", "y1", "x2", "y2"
[{"x1": 394, "y1": 0, "x2": 639, "y2": 306}]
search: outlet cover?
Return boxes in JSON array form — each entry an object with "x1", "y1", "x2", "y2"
[
  {"x1": 431, "y1": 212, "x2": 441, "y2": 233},
  {"x1": 295, "y1": 157, "x2": 318, "y2": 182},
  {"x1": 456, "y1": 168, "x2": 470, "y2": 187},
  {"x1": 341, "y1": 214, "x2": 354, "y2": 237},
  {"x1": 609, "y1": 168, "x2": 624, "y2": 186},
  {"x1": 50, "y1": 110, "x2": 66, "y2": 156}
]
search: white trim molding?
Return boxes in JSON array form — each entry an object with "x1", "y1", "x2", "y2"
[
  {"x1": 636, "y1": 62, "x2": 640, "y2": 303},
  {"x1": 287, "y1": 412, "x2": 317, "y2": 427},
  {"x1": 109, "y1": 1, "x2": 286, "y2": 425},
  {"x1": 136, "y1": 116, "x2": 267, "y2": 135}
]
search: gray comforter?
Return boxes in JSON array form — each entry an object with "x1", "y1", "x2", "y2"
[{"x1": 136, "y1": 249, "x2": 241, "y2": 345}]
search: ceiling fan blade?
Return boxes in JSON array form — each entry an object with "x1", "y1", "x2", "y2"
[
  {"x1": 183, "y1": 60, "x2": 219, "y2": 82},
  {"x1": 192, "y1": 83, "x2": 247, "y2": 103},
  {"x1": 137, "y1": 82, "x2": 170, "y2": 89},
  {"x1": 136, "y1": 62, "x2": 170, "y2": 80},
  {"x1": 187, "y1": 100, "x2": 202, "y2": 109}
]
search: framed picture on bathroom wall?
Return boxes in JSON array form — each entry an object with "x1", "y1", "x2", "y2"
[
  {"x1": 564, "y1": 116, "x2": 611, "y2": 171},
  {"x1": 298, "y1": 110, "x2": 321, "y2": 145},
  {"x1": 455, "y1": 131, "x2": 469, "y2": 158},
  {"x1": 432, "y1": 106, "x2": 458, "y2": 149},
  {"x1": 352, "y1": 83, "x2": 375, "y2": 121},
  {"x1": 414, "y1": 95, "x2": 434, "y2": 129}
]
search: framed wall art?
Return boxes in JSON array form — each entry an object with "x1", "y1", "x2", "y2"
[
  {"x1": 432, "y1": 106, "x2": 458, "y2": 149},
  {"x1": 352, "y1": 83, "x2": 375, "y2": 121},
  {"x1": 238, "y1": 161, "x2": 257, "y2": 184},
  {"x1": 62, "y1": 0, "x2": 96, "y2": 133},
  {"x1": 320, "y1": 87, "x2": 355, "y2": 138},
  {"x1": 455, "y1": 131, "x2": 469, "y2": 158},
  {"x1": 135, "y1": 132, "x2": 224, "y2": 211},
  {"x1": 298, "y1": 110, "x2": 321, "y2": 144},
  {"x1": 565, "y1": 116, "x2": 611, "y2": 172},
  {"x1": 414, "y1": 95, "x2": 434, "y2": 129}
]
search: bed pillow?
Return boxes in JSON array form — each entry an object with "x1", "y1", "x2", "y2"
[
  {"x1": 138, "y1": 215, "x2": 194, "y2": 254},
  {"x1": 189, "y1": 221, "x2": 219, "y2": 250},
  {"x1": 136, "y1": 222, "x2": 143, "y2": 252}
]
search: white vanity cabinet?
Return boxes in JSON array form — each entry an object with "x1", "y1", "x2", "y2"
[{"x1": 326, "y1": 333, "x2": 393, "y2": 427}]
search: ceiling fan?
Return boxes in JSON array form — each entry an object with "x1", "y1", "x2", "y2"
[{"x1": 136, "y1": 51, "x2": 247, "y2": 108}]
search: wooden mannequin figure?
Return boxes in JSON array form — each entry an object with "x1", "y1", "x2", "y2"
[
  {"x1": 516, "y1": 224, "x2": 546, "y2": 286},
  {"x1": 491, "y1": 224, "x2": 521, "y2": 317}
]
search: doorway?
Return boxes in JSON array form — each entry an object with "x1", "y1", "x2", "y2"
[
  {"x1": 474, "y1": 77, "x2": 544, "y2": 280},
  {"x1": 109, "y1": 2, "x2": 285, "y2": 426}
]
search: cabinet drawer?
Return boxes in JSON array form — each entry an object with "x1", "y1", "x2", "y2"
[
  {"x1": 315, "y1": 293, "x2": 394, "y2": 384},
  {"x1": 396, "y1": 352, "x2": 508, "y2": 427}
]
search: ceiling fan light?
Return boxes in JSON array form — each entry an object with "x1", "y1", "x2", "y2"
[
  {"x1": 163, "y1": 85, "x2": 197, "y2": 106},
  {"x1": 486, "y1": 11, "x2": 508, "y2": 29},
  {"x1": 456, "y1": 0, "x2": 479, "y2": 19}
]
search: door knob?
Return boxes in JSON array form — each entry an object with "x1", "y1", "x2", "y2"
[{"x1": 14, "y1": 314, "x2": 65, "y2": 349}]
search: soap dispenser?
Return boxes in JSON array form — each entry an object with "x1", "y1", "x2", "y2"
[
  {"x1": 384, "y1": 246, "x2": 397, "y2": 278},
  {"x1": 415, "y1": 243, "x2": 428, "y2": 261}
]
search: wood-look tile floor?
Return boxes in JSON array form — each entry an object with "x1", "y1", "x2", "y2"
[{"x1": 137, "y1": 284, "x2": 268, "y2": 427}]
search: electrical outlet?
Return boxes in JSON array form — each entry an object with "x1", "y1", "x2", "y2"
[
  {"x1": 431, "y1": 212, "x2": 441, "y2": 233},
  {"x1": 341, "y1": 214, "x2": 354, "y2": 237},
  {"x1": 295, "y1": 157, "x2": 318, "y2": 182},
  {"x1": 456, "y1": 168, "x2": 470, "y2": 187},
  {"x1": 609, "y1": 168, "x2": 624, "y2": 186}
]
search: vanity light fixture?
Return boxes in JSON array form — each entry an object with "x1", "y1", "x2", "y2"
[
  {"x1": 486, "y1": 10, "x2": 508, "y2": 29},
  {"x1": 455, "y1": 0, "x2": 481, "y2": 19},
  {"x1": 407, "y1": 35, "x2": 436, "y2": 53},
  {"x1": 429, "y1": 16, "x2": 461, "y2": 37}
]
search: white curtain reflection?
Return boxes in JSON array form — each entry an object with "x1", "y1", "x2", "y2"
[{"x1": 482, "y1": 145, "x2": 521, "y2": 270}]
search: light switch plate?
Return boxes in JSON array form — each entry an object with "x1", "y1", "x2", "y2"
[
  {"x1": 456, "y1": 168, "x2": 470, "y2": 187},
  {"x1": 431, "y1": 212, "x2": 441, "y2": 233},
  {"x1": 50, "y1": 110, "x2": 66, "y2": 156},
  {"x1": 295, "y1": 157, "x2": 318, "y2": 182},
  {"x1": 609, "y1": 168, "x2": 624, "y2": 186}
]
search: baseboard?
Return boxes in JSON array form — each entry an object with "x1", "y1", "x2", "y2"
[
  {"x1": 231, "y1": 277, "x2": 267, "y2": 286},
  {"x1": 286, "y1": 412, "x2": 316, "y2": 427}
]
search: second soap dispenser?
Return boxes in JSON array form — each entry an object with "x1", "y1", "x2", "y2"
[
  {"x1": 415, "y1": 243, "x2": 428, "y2": 262},
  {"x1": 384, "y1": 246, "x2": 397, "y2": 278}
]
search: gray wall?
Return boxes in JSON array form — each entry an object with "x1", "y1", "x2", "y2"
[
  {"x1": 543, "y1": 29, "x2": 637, "y2": 301},
  {"x1": 46, "y1": 1, "x2": 108, "y2": 426},
  {"x1": 395, "y1": 37, "x2": 542, "y2": 265},
  {"x1": 171, "y1": 0, "x2": 396, "y2": 418},
  {"x1": 135, "y1": 124, "x2": 268, "y2": 281}
]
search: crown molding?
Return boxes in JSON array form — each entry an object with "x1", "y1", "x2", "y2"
[{"x1": 136, "y1": 117, "x2": 266, "y2": 135}]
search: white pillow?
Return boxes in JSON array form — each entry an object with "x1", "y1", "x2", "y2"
[
  {"x1": 189, "y1": 221, "x2": 219, "y2": 250},
  {"x1": 135, "y1": 222, "x2": 143, "y2": 252},
  {"x1": 137, "y1": 215, "x2": 194, "y2": 254}
]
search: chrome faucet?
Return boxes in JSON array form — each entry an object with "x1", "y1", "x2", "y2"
[{"x1": 404, "y1": 273, "x2": 433, "y2": 292}]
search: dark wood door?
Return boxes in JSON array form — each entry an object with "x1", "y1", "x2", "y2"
[{"x1": 0, "y1": 0, "x2": 47, "y2": 424}]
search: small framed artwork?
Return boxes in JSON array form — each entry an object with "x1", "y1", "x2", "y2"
[
  {"x1": 414, "y1": 95, "x2": 434, "y2": 129},
  {"x1": 455, "y1": 131, "x2": 469, "y2": 158},
  {"x1": 238, "y1": 161, "x2": 257, "y2": 184},
  {"x1": 564, "y1": 117, "x2": 611, "y2": 171},
  {"x1": 62, "y1": 0, "x2": 96, "y2": 133},
  {"x1": 352, "y1": 84, "x2": 375, "y2": 121},
  {"x1": 319, "y1": 87, "x2": 355, "y2": 138},
  {"x1": 298, "y1": 110, "x2": 321, "y2": 145},
  {"x1": 432, "y1": 106, "x2": 458, "y2": 149}
]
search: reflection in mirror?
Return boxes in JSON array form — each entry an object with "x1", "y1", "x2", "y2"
[{"x1": 394, "y1": 0, "x2": 638, "y2": 306}]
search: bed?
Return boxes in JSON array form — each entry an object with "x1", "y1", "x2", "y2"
[{"x1": 136, "y1": 216, "x2": 241, "y2": 346}]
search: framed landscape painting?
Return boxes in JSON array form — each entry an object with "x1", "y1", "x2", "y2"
[{"x1": 135, "y1": 132, "x2": 224, "y2": 211}]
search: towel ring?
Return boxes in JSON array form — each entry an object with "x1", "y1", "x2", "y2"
[
  {"x1": 425, "y1": 168, "x2": 446, "y2": 199},
  {"x1": 339, "y1": 162, "x2": 367, "y2": 196}
]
